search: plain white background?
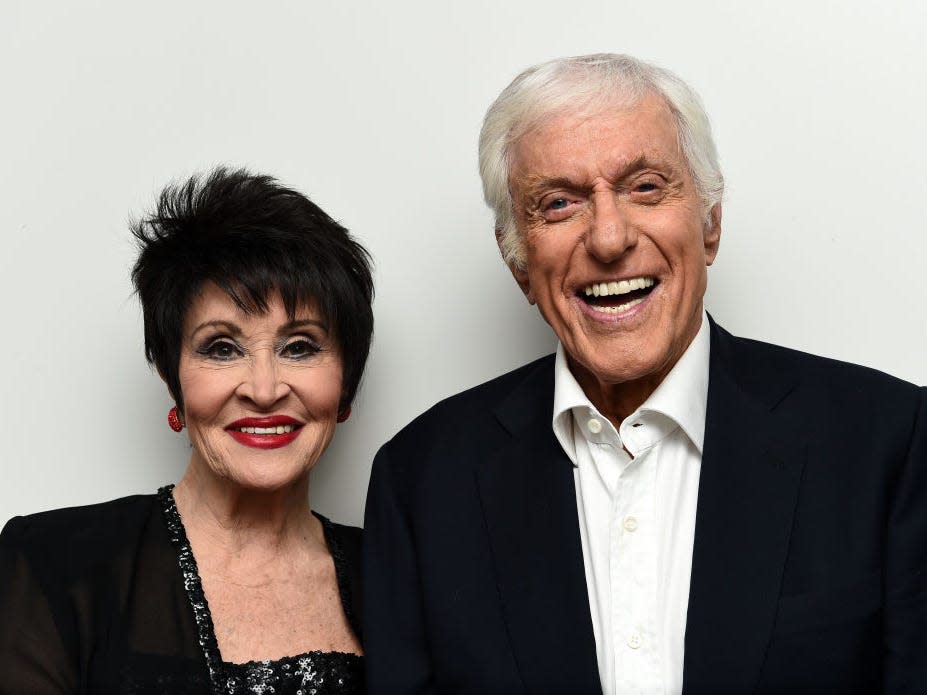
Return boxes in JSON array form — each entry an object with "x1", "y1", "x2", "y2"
[{"x1": 2, "y1": 1, "x2": 925, "y2": 527}]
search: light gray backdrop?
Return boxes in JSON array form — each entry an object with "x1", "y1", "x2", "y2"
[{"x1": 2, "y1": 0, "x2": 925, "y2": 527}]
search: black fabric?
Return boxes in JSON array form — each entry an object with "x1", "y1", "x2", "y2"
[
  {"x1": 0, "y1": 491, "x2": 363, "y2": 694},
  {"x1": 363, "y1": 319, "x2": 927, "y2": 694}
]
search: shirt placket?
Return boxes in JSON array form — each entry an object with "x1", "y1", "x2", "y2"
[{"x1": 612, "y1": 436, "x2": 661, "y2": 695}]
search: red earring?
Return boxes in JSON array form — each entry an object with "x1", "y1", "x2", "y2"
[
  {"x1": 167, "y1": 406, "x2": 184, "y2": 432},
  {"x1": 336, "y1": 406, "x2": 351, "y2": 423}
]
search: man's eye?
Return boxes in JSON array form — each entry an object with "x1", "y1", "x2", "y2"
[
  {"x1": 632, "y1": 179, "x2": 668, "y2": 196},
  {"x1": 282, "y1": 339, "x2": 320, "y2": 359},
  {"x1": 539, "y1": 196, "x2": 583, "y2": 220},
  {"x1": 201, "y1": 340, "x2": 240, "y2": 360}
]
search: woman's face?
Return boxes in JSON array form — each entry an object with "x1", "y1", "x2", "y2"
[{"x1": 177, "y1": 282, "x2": 344, "y2": 491}]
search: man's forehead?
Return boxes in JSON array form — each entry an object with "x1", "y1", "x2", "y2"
[
  {"x1": 516, "y1": 91, "x2": 672, "y2": 139},
  {"x1": 510, "y1": 123, "x2": 683, "y2": 192}
]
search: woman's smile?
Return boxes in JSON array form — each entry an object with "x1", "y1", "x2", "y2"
[{"x1": 226, "y1": 415, "x2": 305, "y2": 449}]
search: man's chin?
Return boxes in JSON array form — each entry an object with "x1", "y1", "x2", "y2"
[{"x1": 566, "y1": 341, "x2": 665, "y2": 385}]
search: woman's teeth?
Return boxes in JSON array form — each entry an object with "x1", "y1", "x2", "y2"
[
  {"x1": 583, "y1": 277, "x2": 654, "y2": 297},
  {"x1": 237, "y1": 425, "x2": 296, "y2": 434}
]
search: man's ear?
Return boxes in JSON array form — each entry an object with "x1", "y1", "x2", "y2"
[
  {"x1": 508, "y1": 261, "x2": 536, "y2": 305},
  {"x1": 704, "y1": 203, "x2": 722, "y2": 266},
  {"x1": 496, "y1": 227, "x2": 536, "y2": 305}
]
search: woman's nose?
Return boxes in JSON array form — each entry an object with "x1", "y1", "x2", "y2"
[{"x1": 236, "y1": 353, "x2": 290, "y2": 408}]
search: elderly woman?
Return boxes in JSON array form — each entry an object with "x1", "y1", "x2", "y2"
[{"x1": 0, "y1": 168, "x2": 372, "y2": 693}]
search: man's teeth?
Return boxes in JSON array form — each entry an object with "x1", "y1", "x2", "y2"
[
  {"x1": 583, "y1": 277, "x2": 654, "y2": 297},
  {"x1": 588, "y1": 296, "x2": 647, "y2": 314},
  {"x1": 238, "y1": 425, "x2": 296, "y2": 434}
]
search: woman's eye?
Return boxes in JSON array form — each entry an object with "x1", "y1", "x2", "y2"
[
  {"x1": 546, "y1": 198, "x2": 570, "y2": 210},
  {"x1": 635, "y1": 182, "x2": 657, "y2": 192},
  {"x1": 281, "y1": 338, "x2": 319, "y2": 359},
  {"x1": 202, "y1": 340, "x2": 240, "y2": 361}
]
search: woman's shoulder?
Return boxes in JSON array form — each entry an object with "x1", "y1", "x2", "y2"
[
  {"x1": 1, "y1": 494, "x2": 161, "y2": 570},
  {"x1": 317, "y1": 515, "x2": 362, "y2": 554},
  {"x1": 313, "y1": 513, "x2": 362, "y2": 573},
  {"x1": 3, "y1": 493, "x2": 157, "y2": 536}
]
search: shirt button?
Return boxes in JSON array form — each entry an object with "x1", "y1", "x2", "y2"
[
  {"x1": 623, "y1": 516, "x2": 638, "y2": 532},
  {"x1": 587, "y1": 418, "x2": 602, "y2": 434},
  {"x1": 627, "y1": 633, "x2": 642, "y2": 649}
]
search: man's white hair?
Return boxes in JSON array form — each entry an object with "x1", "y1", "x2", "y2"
[{"x1": 478, "y1": 53, "x2": 725, "y2": 270}]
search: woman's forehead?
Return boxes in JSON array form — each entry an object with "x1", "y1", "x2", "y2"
[{"x1": 183, "y1": 282, "x2": 325, "y2": 336}]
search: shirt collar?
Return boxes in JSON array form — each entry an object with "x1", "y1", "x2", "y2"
[
  {"x1": 638, "y1": 311, "x2": 710, "y2": 454},
  {"x1": 552, "y1": 310, "x2": 711, "y2": 461}
]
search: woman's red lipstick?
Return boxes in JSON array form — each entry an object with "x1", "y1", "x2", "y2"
[{"x1": 226, "y1": 416, "x2": 303, "y2": 449}]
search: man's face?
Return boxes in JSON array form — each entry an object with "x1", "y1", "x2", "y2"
[{"x1": 507, "y1": 93, "x2": 721, "y2": 408}]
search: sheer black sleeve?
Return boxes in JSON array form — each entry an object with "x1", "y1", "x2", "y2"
[{"x1": 0, "y1": 516, "x2": 79, "y2": 694}]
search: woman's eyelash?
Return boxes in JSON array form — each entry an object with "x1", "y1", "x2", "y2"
[
  {"x1": 196, "y1": 339, "x2": 241, "y2": 360},
  {"x1": 281, "y1": 338, "x2": 322, "y2": 358},
  {"x1": 193, "y1": 336, "x2": 322, "y2": 361}
]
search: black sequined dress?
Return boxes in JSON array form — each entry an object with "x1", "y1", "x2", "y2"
[{"x1": 0, "y1": 487, "x2": 364, "y2": 694}]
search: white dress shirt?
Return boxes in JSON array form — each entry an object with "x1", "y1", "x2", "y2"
[{"x1": 552, "y1": 312, "x2": 710, "y2": 695}]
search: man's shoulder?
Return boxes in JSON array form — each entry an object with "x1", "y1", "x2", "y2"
[
  {"x1": 716, "y1": 323, "x2": 922, "y2": 402},
  {"x1": 383, "y1": 353, "x2": 554, "y2": 453}
]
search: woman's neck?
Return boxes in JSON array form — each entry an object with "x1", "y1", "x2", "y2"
[{"x1": 172, "y1": 464, "x2": 325, "y2": 570}]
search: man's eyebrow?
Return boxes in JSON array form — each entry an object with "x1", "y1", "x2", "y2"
[
  {"x1": 621, "y1": 155, "x2": 664, "y2": 173},
  {"x1": 610, "y1": 154, "x2": 678, "y2": 178},
  {"x1": 516, "y1": 175, "x2": 586, "y2": 202},
  {"x1": 518, "y1": 155, "x2": 677, "y2": 196},
  {"x1": 522, "y1": 175, "x2": 580, "y2": 191}
]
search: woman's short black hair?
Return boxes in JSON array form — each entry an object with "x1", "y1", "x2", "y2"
[{"x1": 131, "y1": 167, "x2": 374, "y2": 412}]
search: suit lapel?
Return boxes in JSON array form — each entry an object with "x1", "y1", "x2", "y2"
[
  {"x1": 476, "y1": 361, "x2": 602, "y2": 694},
  {"x1": 683, "y1": 321, "x2": 807, "y2": 694}
]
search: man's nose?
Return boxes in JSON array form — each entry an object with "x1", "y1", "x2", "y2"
[
  {"x1": 585, "y1": 192, "x2": 637, "y2": 262},
  {"x1": 236, "y1": 353, "x2": 290, "y2": 408}
]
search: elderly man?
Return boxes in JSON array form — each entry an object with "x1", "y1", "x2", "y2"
[{"x1": 364, "y1": 54, "x2": 927, "y2": 694}]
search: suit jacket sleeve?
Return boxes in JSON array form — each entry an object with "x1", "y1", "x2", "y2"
[
  {"x1": 884, "y1": 385, "x2": 927, "y2": 692},
  {"x1": 364, "y1": 443, "x2": 437, "y2": 694}
]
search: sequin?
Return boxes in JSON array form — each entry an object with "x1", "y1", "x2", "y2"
[{"x1": 158, "y1": 486, "x2": 363, "y2": 694}]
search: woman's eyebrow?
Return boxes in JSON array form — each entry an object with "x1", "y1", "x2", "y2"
[
  {"x1": 189, "y1": 320, "x2": 242, "y2": 340},
  {"x1": 282, "y1": 318, "x2": 329, "y2": 334}
]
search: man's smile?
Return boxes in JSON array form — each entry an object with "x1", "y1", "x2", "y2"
[{"x1": 577, "y1": 276, "x2": 658, "y2": 315}]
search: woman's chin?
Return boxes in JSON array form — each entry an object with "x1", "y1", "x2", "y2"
[
  {"x1": 228, "y1": 469, "x2": 310, "y2": 494},
  {"x1": 192, "y1": 461, "x2": 312, "y2": 496}
]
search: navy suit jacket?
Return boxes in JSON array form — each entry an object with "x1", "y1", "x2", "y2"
[{"x1": 364, "y1": 320, "x2": 927, "y2": 694}]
